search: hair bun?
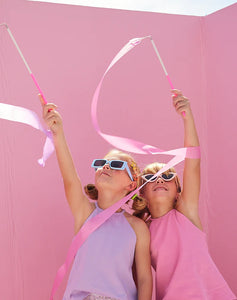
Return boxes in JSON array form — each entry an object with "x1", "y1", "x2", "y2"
[{"x1": 84, "y1": 184, "x2": 98, "y2": 200}]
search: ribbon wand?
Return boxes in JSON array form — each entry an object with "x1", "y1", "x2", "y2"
[
  {"x1": 150, "y1": 36, "x2": 174, "y2": 89},
  {"x1": 0, "y1": 23, "x2": 55, "y2": 166},
  {"x1": 0, "y1": 23, "x2": 47, "y2": 104}
]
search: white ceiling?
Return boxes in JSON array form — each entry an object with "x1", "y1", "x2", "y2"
[{"x1": 30, "y1": 0, "x2": 237, "y2": 16}]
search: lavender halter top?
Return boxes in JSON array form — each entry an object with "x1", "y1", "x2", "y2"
[{"x1": 63, "y1": 203, "x2": 137, "y2": 300}]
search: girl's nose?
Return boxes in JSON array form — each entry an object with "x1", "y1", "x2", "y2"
[
  {"x1": 103, "y1": 163, "x2": 110, "y2": 170},
  {"x1": 156, "y1": 176, "x2": 164, "y2": 183}
]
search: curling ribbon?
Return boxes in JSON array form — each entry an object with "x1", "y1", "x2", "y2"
[
  {"x1": 50, "y1": 36, "x2": 200, "y2": 299},
  {"x1": 91, "y1": 36, "x2": 199, "y2": 158}
]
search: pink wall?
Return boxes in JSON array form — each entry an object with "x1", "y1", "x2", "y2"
[
  {"x1": 204, "y1": 4, "x2": 237, "y2": 293},
  {"x1": 0, "y1": 0, "x2": 236, "y2": 298}
]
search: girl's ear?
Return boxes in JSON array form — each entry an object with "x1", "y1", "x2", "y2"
[
  {"x1": 139, "y1": 188, "x2": 144, "y2": 196},
  {"x1": 128, "y1": 181, "x2": 137, "y2": 191},
  {"x1": 175, "y1": 193, "x2": 181, "y2": 203}
]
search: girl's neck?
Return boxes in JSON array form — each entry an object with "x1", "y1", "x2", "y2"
[
  {"x1": 150, "y1": 203, "x2": 174, "y2": 219},
  {"x1": 97, "y1": 189, "x2": 126, "y2": 210}
]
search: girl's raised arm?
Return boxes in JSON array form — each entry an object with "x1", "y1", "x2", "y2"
[
  {"x1": 172, "y1": 90, "x2": 201, "y2": 229},
  {"x1": 39, "y1": 95, "x2": 94, "y2": 233}
]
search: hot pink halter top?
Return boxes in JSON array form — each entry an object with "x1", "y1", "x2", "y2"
[
  {"x1": 63, "y1": 203, "x2": 137, "y2": 300},
  {"x1": 149, "y1": 209, "x2": 236, "y2": 300}
]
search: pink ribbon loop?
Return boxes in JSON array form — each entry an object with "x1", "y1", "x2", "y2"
[{"x1": 91, "y1": 36, "x2": 200, "y2": 160}]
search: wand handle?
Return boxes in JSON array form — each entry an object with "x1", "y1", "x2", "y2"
[
  {"x1": 150, "y1": 37, "x2": 185, "y2": 117},
  {"x1": 0, "y1": 23, "x2": 47, "y2": 104}
]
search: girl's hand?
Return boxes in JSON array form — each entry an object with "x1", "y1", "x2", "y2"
[
  {"x1": 38, "y1": 94, "x2": 63, "y2": 136},
  {"x1": 171, "y1": 89, "x2": 191, "y2": 117}
]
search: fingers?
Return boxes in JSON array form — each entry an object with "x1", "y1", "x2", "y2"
[
  {"x1": 44, "y1": 109, "x2": 62, "y2": 133},
  {"x1": 44, "y1": 108, "x2": 61, "y2": 124},
  {"x1": 45, "y1": 113, "x2": 59, "y2": 129},
  {"x1": 171, "y1": 89, "x2": 190, "y2": 115},
  {"x1": 38, "y1": 94, "x2": 61, "y2": 133},
  {"x1": 171, "y1": 89, "x2": 182, "y2": 96},
  {"x1": 44, "y1": 109, "x2": 60, "y2": 122},
  {"x1": 176, "y1": 102, "x2": 188, "y2": 114},
  {"x1": 173, "y1": 95, "x2": 189, "y2": 107},
  {"x1": 38, "y1": 94, "x2": 58, "y2": 118},
  {"x1": 42, "y1": 103, "x2": 58, "y2": 118}
]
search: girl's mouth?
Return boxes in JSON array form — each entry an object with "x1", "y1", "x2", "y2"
[{"x1": 154, "y1": 186, "x2": 168, "y2": 191}]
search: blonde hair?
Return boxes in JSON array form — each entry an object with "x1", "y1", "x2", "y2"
[{"x1": 84, "y1": 149, "x2": 147, "y2": 215}]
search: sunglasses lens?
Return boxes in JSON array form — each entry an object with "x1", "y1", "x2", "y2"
[
  {"x1": 145, "y1": 174, "x2": 157, "y2": 181},
  {"x1": 162, "y1": 173, "x2": 175, "y2": 180},
  {"x1": 110, "y1": 160, "x2": 124, "y2": 169},
  {"x1": 93, "y1": 159, "x2": 106, "y2": 167}
]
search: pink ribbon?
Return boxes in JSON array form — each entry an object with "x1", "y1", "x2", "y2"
[
  {"x1": 91, "y1": 36, "x2": 198, "y2": 158},
  {"x1": 0, "y1": 103, "x2": 54, "y2": 166}
]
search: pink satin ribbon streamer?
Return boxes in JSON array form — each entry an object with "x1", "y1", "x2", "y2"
[
  {"x1": 91, "y1": 36, "x2": 198, "y2": 158},
  {"x1": 0, "y1": 103, "x2": 54, "y2": 166}
]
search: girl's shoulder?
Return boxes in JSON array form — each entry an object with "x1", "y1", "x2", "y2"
[{"x1": 124, "y1": 212, "x2": 150, "y2": 238}]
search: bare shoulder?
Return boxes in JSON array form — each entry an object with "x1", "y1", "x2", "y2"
[
  {"x1": 124, "y1": 212, "x2": 150, "y2": 238},
  {"x1": 124, "y1": 212, "x2": 147, "y2": 226},
  {"x1": 74, "y1": 201, "x2": 96, "y2": 234}
]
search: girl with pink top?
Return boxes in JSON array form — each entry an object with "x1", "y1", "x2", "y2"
[
  {"x1": 39, "y1": 95, "x2": 152, "y2": 300},
  {"x1": 139, "y1": 89, "x2": 236, "y2": 300}
]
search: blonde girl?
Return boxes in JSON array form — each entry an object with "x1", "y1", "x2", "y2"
[
  {"x1": 40, "y1": 95, "x2": 152, "y2": 300},
  {"x1": 139, "y1": 89, "x2": 236, "y2": 300}
]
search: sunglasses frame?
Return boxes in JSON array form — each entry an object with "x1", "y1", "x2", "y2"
[
  {"x1": 141, "y1": 172, "x2": 177, "y2": 182},
  {"x1": 91, "y1": 159, "x2": 134, "y2": 181}
]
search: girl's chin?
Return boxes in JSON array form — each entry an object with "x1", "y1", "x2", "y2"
[
  {"x1": 149, "y1": 195, "x2": 171, "y2": 203},
  {"x1": 95, "y1": 180, "x2": 114, "y2": 189},
  {"x1": 96, "y1": 176, "x2": 111, "y2": 183}
]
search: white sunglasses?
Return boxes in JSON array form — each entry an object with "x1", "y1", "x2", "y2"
[{"x1": 141, "y1": 172, "x2": 177, "y2": 182}]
